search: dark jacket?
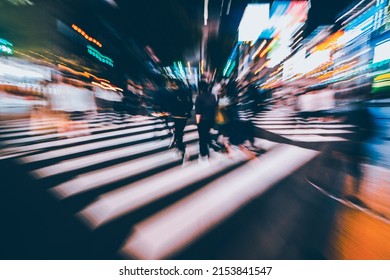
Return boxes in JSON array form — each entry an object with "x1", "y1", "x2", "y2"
[
  {"x1": 195, "y1": 91, "x2": 218, "y2": 122},
  {"x1": 170, "y1": 88, "x2": 193, "y2": 118}
]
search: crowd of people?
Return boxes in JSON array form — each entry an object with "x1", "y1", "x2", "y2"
[{"x1": 146, "y1": 78, "x2": 262, "y2": 164}]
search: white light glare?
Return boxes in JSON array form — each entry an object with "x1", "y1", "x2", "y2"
[
  {"x1": 238, "y1": 4, "x2": 270, "y2": 42},
  {"x1": 373, "y1": 40, "x2": 390, "y2": 63},
  {"x1": 0, "y1": 63, "x2": 44, "y2": 79}
]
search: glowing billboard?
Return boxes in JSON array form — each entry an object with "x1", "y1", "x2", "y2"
[
  {"x1": 238, "y1": 4, "x2": 270, "y2": 42},
  {"x1": 305, "y1": 49, "x2": 331, "y2": 73},
  {"x1": 373, "y1": 39, "x2": 390, "y2": 63},
  {"x1": 283, "y1": 48, "x2": 306, "y2": 80},
  {"x1": 267, "y1": 43, "x2": 291, "y2": 68},
  {"x1": 259, "y1": 1, "x2": 309, "y2": 39}
]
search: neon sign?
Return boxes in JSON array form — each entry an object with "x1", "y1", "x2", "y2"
[
  {"x1": 87, "y1": 45, "x2": 114, "y2": 67},
  {"x1": 0, "y1": 38, "x2": 13, "y2": 55}
]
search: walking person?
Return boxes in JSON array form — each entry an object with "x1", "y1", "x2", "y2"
[
  {"x1": 170, "y1": 81, "x2": 193, "y2": 160},
  {"x1": 195, "y1": 81, "x2": 218, "y2": 162},
  {"x1": 225, "y1": 81, "x2": 256, "y2": 158},
  {"x1": 240, "y1": 83, "x2": 258, "y2": 149}
]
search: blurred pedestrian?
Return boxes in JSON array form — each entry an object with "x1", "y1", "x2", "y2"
[
  {"x1": 214, "y1": 86, "x2": 231, "y2": 154},
  {"x1": 240, "y1": 83, "x2": 258, "y2": 148},
  {"x1": 170, "y1": 81, "x2": 193, "y2": 160},
  {"x1": 225, "y1": 82, "x2": 256, "y2": 158},
  {"x1": 195, "y1": 81, "x2": 218, "y2": 162}
]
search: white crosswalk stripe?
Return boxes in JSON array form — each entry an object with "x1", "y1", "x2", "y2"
[
  {"x1": 120, "y1": 145, "x2": 319, "y2": 259},
  {"x1": 0, "y1": 118, "x2": 161, "y2": 147},
  {"x1": 253, "y1": 107, "x2": 356, "y2": 143},
  {"x1": 0, "y1": 111, "x2": 323, "y2": 259},
  {"x1": 32, "y1": 131, "x2": 198, "y2": 178}
]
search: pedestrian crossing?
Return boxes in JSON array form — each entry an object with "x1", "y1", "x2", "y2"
[
  {"x1": 0, "y1": 111, "x2": 322, "y2": 259},
  {"x1": 239, "y1": 107, "x2": 357, "y2": 143},
  {"x1": 120, "y1": 144, "x2": 319, "y2": 260}
]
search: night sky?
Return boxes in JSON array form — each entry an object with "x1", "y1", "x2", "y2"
[
  {"x1": 112, "y1": 0, "x2": 358, "y2": 68},
  {"x1": 0, "y1": 0, "x2": 359, "y2": 75},
  {"x1": 306, "y1": 0, "x2": 356, "y2": 34},
  {"x1": 112, "y1": 0, "x2": 202, "y2": 65}
]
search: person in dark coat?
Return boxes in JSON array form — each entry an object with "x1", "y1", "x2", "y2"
[
  {"x1": 224, "y1": 82, "x2": 256, "y2": 158},
  {"x1": 195, "y1": 81, "x2": 218, "y2": 160},
  {"x1": 170, "y1": 81, "x2": 193, "y2": 156}
]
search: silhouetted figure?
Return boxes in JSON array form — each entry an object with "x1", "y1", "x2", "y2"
[
  {"x1": 170, "y1": 81, "x2": 193, "y2": 158},
  {"x1": 225, "y1": 82, "x2": 256, "y2": 158},
  {"x1": 195, "y1": 81, "x2": 217, "y2": 161}
]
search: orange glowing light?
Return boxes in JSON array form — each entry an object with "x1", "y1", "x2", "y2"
[
  {"x1": 58, "y1": 64, "x2": 89, "y2": 78},
  {"x1": 313, "y1": 30, "x2": 344, "y2": 52},
  {"x1": 260, "y1": 37, "x2": 278, "y2": 58},
  {"x1": 84, "y1": 72, "x2": 110, "y2": 83},
  {"x1": 92, "y1": 81, "x2": 123, "y2": 92},
  {"x1": 71, "y1": 24, "x2": 102, "y2": 48}
]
